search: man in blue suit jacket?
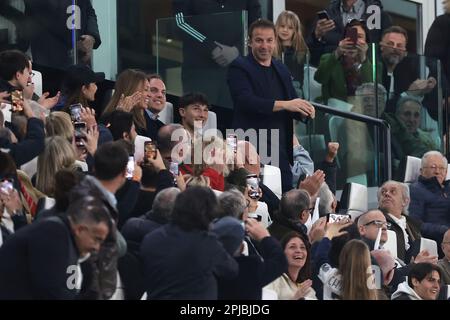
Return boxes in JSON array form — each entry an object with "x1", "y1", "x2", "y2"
[{"x1": 227, "y1": 19, "x2": 315, "y2": 192}]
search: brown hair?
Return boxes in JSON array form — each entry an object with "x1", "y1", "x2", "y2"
[
  {"x1": 339, "y1": 239, "x2": 378, "y2": 300},
  {"x1": 249, "y1": 19, "x2": 276, "y2": 40},
  {"x1": 381, "y1": 25, "x2": 408, "y2": 44}
]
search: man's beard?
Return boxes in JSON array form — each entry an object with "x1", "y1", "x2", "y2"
[{"x1": 384, "y1": 54, "x2": 402, "y2": 68}]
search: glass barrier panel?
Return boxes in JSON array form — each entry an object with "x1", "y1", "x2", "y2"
[
  {"x1": 295, "y1": 109, "x2": 388, "y2": 190},
  {"x1": 156, "y1": 11, "x2": 248, "y2": 109}
]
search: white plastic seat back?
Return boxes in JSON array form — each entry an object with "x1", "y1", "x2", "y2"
[
  {"x1": 340, "y1": 182, "x2": 368, "y2": 221},
  {"x1": 255, "y1": 201, "x2": 272, "y2": 228},
  {"x1": 32, "y1": 70, "x2": 43, "y2": 97},
  {"x1": 384, "y1": 230, "x2": 398, "y2": 259},
  {"x1": 262, "y1": 165, "x2": 282, "y2": 200},
  {"x1": 134, "y1": 135, "x2": 152, "y2": 163},
  {"x1": 404, "y1": 156, "x2": 421, "y2": 183},
  {"x1": 158, "y1": 102, "x2": 174, "y2": 125},
  {"x1": 420, "y1": 237, "x2": 438, "y2": 257},
  {"x1": 303, "y1": 66, "x2": 321, "y2": 101}
]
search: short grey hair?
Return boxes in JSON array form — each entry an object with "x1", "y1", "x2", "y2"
[
  {"x1": 318, "y1": 182, "x2": 334, "y2": 217},
  {"x1": 152, "y1": 187, "x2": 181, "y2": 219},
  {"x1": 377, "y1": 180, "x2": 410, "y2": 215},
  {"x1": 421, "y1": 150, "x2": 448, "y2": 169},
  {"x1": 217, "y1": 189, "x2": 247, "y2": 219}
]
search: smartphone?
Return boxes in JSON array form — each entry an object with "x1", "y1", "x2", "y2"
[
  {"x1": 246, "y1": 174, "x2": 260, "y2": 199},
  {"x1": 70, "y1": 103, "x2": 82, "y2": 123},
  {"x1": 317, "y1": 10, "x2": 330, "y2": 21},
  {"x1": 74, "y1": 122, "x2": 86, "y2": 147},
  {"x1": 169, "y1": 161, "x2": 179, "y2": 176},
  {"x1": 10, "y1": 90, "x2": 24, "y2": 113},
  {"x1": 126, "y1": 156, "x2": 135, "y2": 180},
  {"x1": 327, "y1": 213, "x2": 351, "y2": 223},
  {"x1": 144, "y1": 141, "x2": 157, "y2": 161},
  {"x1": 226, "y1": 134, "x2": 237, "y2": 153},
  {"x1": 345, "y1": 27, "x2": 358, "y2": 44},
  {"x1": 0, "y1": 180, "x2": 14, "y2": 195},
  {"x1": 248, "y1": 213, "x2": 262, "y2": 222}
]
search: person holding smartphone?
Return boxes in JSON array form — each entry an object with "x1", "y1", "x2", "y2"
[
  {"x1": 315, "y1": 19, "x2": 382, "y2": 104},
  {"x1": 0, "y1": 50, "x2": 45, "y2": 167}
]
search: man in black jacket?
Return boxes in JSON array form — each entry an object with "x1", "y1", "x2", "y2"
[
  {"x1": 0, "y1": 196, "x2": 111, "y2": 299},
  {"x1": 0, "y1": 49, "x2": 45, "y2": 167}
]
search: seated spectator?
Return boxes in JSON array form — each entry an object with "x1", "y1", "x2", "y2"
[
  {"x1": 157, "y1": 123, "x2": 191, "y2": 166},
  {"x1": 0, "y1": 196, "x2": 111, "y2": 299},
  {"x1": 307, "y1": 0, "x2": 391, "y2": 67},
  {"x1": 409, "y1": 151, "x2": 450, "y2": 245},
  {"x1": 45, "y1": 111, "x2": 74, "y2": 142},
  {"x1": 314, "y1": 19, "x2": 381, "y2": 104},
  {"x1": 438, "y1": 229, "x2": 450, "y2": 285},
  {"x1": 58, "y1": 64, "x2": 104, "y2": 113},
  {"x1": 178, "y1": 92, "x2": 209, "y2": 140},
  {"x1": 0, "y1": 151, "x2": 43, "y2": 221},
  {"x1": 0, "y1": 50, "x2": 45, "y2": 166},
  {"x1": 357, "y1": 209, "x2": 389, "y2": 250},
  {"x1": 318, "y1": 238, "x2": 379, "y2": 300},
  {"x1": 101, "y1": 69, "x2": 151, "y2": 138},
  {"x1": 212, "y1": 193, "x2": 287, "y2": 300},
  {"x1": 268, "y1": 189, "x2": 311, "y2": 241},
  {"x1": 265, "y1": 231, "x2": 317, "y2": 300},
  {"x1": 34, "y1": 169, "x2": 85, "y2": 221},
  {"x1": 391, "y1": 262, "x2": 442, "y2": 300},
  {"x1": 35, "y1": 136, "x2": 83, "y2": 197},
  {"x1": 143, "y1": 74, "x2": 166, "y2": 141},
  {"x1": 140, "y1": 186, "x2": 238, "y2": 299},
  {"x1": 378, "y1": 180, "x2": 422, "y2": 262},
  {"x1": 107, "y1": 110, "x2": 138, "y2": 143},
  {"x1": 384, "y1": 96, "x2": 438, "y2": 159}
]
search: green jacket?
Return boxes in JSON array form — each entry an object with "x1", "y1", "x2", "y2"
[{"x1": 314, "y1": 52, "x2": 382, "y2": 103}]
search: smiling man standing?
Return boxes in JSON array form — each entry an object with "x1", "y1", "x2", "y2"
[{"x1": 227, "y1": 19, "x2": 315, "y2": 193}]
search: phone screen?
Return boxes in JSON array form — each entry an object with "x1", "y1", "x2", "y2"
[
  {"x1": 144, "y1": 141, "x2": 157, "y2": 161},
  {"x1": 10, "y1": 90, "x2": 24, "y2": 112},
  {"x1": 226, "y1": 135, "x2": 237, "y2": 153},
  {"x1": 345, "y1": 27, "x2": 358, "y2": 44},
  {"x1": 317, "y1": 10, "x2": 329, "y2": 20},
  {"x1": 70, "y1": 103, "x2": 82, "y2": 123},
  {"x1": 74, "y1": 122, "x2": 86, "y2": 147},
  {"x1": 246, "y1": 174, "x2": 260, "y2": 199},
  {"x1": 169, "y1": 162, "x2": 179, "y2": 176},
  {"x1": 327, "y1": 213, "x2": 351, "y2": 223},
  {"x1": 0, "y1": 180, "x2": 14, "y2": 195},
  {"x1": 126, "y1": 156, "x2": 135, "y2": 179}
]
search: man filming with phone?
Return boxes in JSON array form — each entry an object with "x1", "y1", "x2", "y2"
[{"x1": 0, "y1": 49, "x2": 45, "y2": 167}]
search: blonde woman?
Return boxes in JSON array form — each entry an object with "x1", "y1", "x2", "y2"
[
  {"x1": 45, "y1": 111, "x2": 74, "y2": 141},
  {"x1": 102, "y1": 69, "x2": 151, "y2": 138},
  {"x1": 274, "y1": 10, "x2": 309, "y2": 97},
  {"x1": 35, "y1": 136, "x2": 81, "y2": 197}
]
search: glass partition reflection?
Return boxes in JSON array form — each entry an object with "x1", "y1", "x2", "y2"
[{"x1": 156, "y1": 11, "x2": 248, "y2": 109}]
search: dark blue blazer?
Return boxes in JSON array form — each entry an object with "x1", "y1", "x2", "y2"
[{"x1": 228, "y1": 53, "x2": 306, "y2": 192}]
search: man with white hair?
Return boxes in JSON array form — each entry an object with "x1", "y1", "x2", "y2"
[
  {"x1": 378, "y1": 180, "x2": 421, "y2": 262},
  {"x1": 409, "y1": 151, "x2": 450, "y2": 247}
]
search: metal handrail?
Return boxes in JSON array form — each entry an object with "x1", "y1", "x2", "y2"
[{"x1": 311, "y1": 102, "x2": 392, "y2": 183}]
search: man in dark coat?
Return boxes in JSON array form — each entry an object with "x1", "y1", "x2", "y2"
[
  {"x1": 227, "y1": 19, "x2": 315, "y2": 193},
  {"x1": 0, "y1": 196, "x2": 110, "y2": 299}
]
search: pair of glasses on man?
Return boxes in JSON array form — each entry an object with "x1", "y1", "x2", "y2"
[{"x1": 363, "y1": 220, "x2": 392, "y2": 228}]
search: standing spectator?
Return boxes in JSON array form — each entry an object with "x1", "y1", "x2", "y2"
[
  {"x1": 227, "y1": 19, "x2": 315, "y2": 192},
  {"x1": 274, "y1": 10, "x2": 309, "y2": 98},
  {"x1": 140, "y1": 186, "x2": 238, "y2": 299},
  {"x1": 0, "y1": 196, "x2": 111, "y2": 299},
  {"x1": 409, "y1": 151, "x2": 450, "y2": 245},
  {"x1": 391, "y1": 262, "x2": 442, "y2": 300},
  {"x1": 425, "y1": 0, "x2": 450, "y2": 98}
]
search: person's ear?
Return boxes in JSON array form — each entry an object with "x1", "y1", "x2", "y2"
[
  {"x1": 403, "y1": 197, "x2": 410, "y2": 208},
  {"x1": 122, "y1": 131, "x2": 130, "y2": 141},
  {"x1": 179, "y1": 107, "x2": 185, "y2": 118},
  {"x1": 81, "y1": 84, "x2": 89, "y2": 96}
]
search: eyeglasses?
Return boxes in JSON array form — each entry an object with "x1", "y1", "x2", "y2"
[
  {"x1": 364, "y1": 220, "x2": 391, "y2": 228},
  {"x1": 422, "y1": 164, "x2": 447, "y2": 172}
]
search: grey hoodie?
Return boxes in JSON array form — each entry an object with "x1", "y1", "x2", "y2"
[{"x1": 391, "y1": 281, "x2": 422, "y2": 300}]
